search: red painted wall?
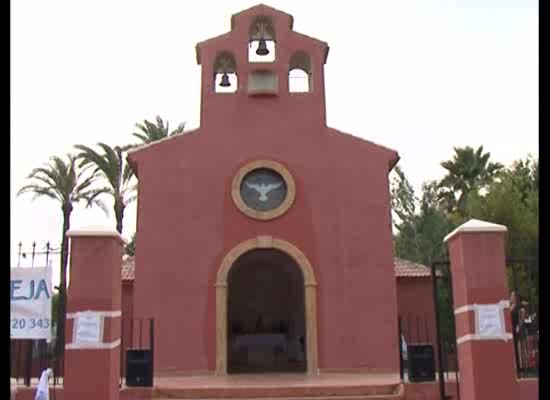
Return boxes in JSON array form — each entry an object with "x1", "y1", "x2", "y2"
[
  {"x1": 122, "y1": 282, "x2": 134, "y2": 323},
  {"x1": 396, "y1": 277, "x2": 437, "y2": 345},
  {"x1": 518, "y1": 379, "x2": 539, "y2": 400},
  {"x1": 128, "y1": 4, "x2": 399, "y2": 374},
  {"x1": 121, "y1": 281, "x2": 135, "y2": 377},
  {"x1": 395, "y1": 277, "x2": 447, "y2": 370}
]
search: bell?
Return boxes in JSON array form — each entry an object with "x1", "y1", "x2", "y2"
[
  {"x1": 256, "y1": 38, "x2": 269, "y2": 56},
  {"x1": 219, "y1": 73, "x2": 231, "y2": 87}
]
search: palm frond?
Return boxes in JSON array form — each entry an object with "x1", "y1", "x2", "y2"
[
  {"x1": 31, "y1": 189, "x2": 60, "y2": 202},
  {"x1": 18, "y1": 184, "x2": 62, "y2": 202},
  {"x1": 18, "y1": 153, "x2": 110, "y2": 236},
  {"x1": 90, "y1": 197, "x2": 110, "y2": 216},
  {"x1": 126, "y1": 193, "x2": 138, "y2": 204},
  {"x1": 76, "y1": 144, "x2": 110, "y2": 170},
  {"x1": 119, "y1": 143, "x2": 136, "y2": 152},
  {"x1": 22, "y1": 173, "x2": 59, "y2": 194},
  {"x1": 26, "y1": 167, "x2": 58, "y2": 187},
  {"x1": 171, "y1": 121, "x2": 186, "y2": 136},
  {"x1": 122, "y1": 162, "x2": 135, "y2": 185},
  {"x1": 76, "y1": 143, "x2": 120, "y2": 191},
  {"x1": 132, "y1": 116, "x2": 186, "y2": 143},
  {"x1": 132, "y1": 133, "x2": 150, "y2": 142}
]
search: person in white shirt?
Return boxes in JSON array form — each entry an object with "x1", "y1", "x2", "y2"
[
  {"x1": 35, "y1": 368, "x2": 52, "y2": 400},
  {"x1": 10, "y1": 378, "x2": 17, "y2": 400}
]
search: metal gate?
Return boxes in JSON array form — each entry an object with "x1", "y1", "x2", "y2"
[
  {"x1": 507, "y1": 256, "x2": 539, "y2": 378},
  {"x1": 396, "y1": 260, "x2": 459, "y2": 400},
  {"x1": 431, "y1": 260, "x2": 459, "y2": 400}
]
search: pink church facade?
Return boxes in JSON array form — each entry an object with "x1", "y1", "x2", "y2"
[{"x1": 127, "y1": 4, "x2": 403, "y2": 374}]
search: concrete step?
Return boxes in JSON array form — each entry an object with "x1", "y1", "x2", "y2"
[
  {"x1": 154, "y1": 397, "x2": 403, "y2": 400},
  {"x1": 152, "y1": 383, "x2": 405, "y2": 400}
]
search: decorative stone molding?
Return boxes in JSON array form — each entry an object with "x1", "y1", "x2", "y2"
[
  {"x1": 215, "y1": 236, "x2": 318, "y2": 375},
  {"x1": 216, "y1": 236, "x2": 316, "y2": 286},
  {"x1": 444, "y1": 218, "x2": 507, "y2": 243},
  {"x1": 66, "y1": 227, "x2": 128, "y2": 245},
  {"x1": 231, "y1": 160, "x2": 296, "y2": 220}
]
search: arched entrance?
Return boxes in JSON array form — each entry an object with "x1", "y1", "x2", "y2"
[
  {"x1": 227, "y1": 248, "x2": 305, "y2": 373},
  {"x1": 216, "y1": 236, "x2": 318, "y2": 375}
]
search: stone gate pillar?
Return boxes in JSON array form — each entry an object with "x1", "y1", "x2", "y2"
[
  {"x1": 64, "y1": 228, "x2": 126, "y2": 400},
  {"x1": 444, "y1": 219, "x2": 518, "y2": 400}
]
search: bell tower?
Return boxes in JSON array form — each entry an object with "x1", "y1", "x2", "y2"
[{"x1": 195, "y1": 4, "x2": 330, "y2": 132}]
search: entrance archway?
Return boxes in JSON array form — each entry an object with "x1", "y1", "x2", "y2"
[
  {"x1": 227, "y1": 248, "x2": 305, "y2": 373},
  {"x1": 216, "y1": 236, "x2": 318, "y2": 375}
]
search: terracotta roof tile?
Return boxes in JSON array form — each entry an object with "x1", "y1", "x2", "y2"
[
  {"x1": 121, "y1": 256, "x2": 433, "y2": 281},
  {"x1": 394, "y1": 258, "x2": 433, "y2": 278},
  {"x1": 122, "y1": 256, "x2": 135, "y2": 281}
]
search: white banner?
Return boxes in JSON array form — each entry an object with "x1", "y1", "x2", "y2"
[{"x1": 10, "y1": 267, "x2": 53, "y2": 340}]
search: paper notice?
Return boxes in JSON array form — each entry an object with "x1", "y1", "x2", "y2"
[
  {"x1": 476, "y1": 304, "x2": 504, "y2": 337},
  {"x1": 74, "y1": 312, "x2": 102, "y2": 344}
]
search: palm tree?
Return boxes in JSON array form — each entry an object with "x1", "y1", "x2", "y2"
[
  {"x1": 17, "y1": 154, "x2": 107, "y2": 363},
  {"x1": 438, "y1": 145, "x2": 503, "y2": 216},
  {"x1": 75, "y1": 143, "x2": 136, "y2": 233},
  {"x1": 125, "y1": 232, "x2": 136, "y2": 256},
  {"x1": 132, "y1": 115, "x2": 186, "y2": 144}
]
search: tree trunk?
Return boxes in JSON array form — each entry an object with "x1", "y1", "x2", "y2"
[
  {"x1": 55, "y1": 204, "x2": 72, "y2": 376},
  {"x1": 115, "y1": 200, "x2": 125, "y2": 234},
  {"x1": 114, "y1": 147, "x2": 125, "y2": 235}
]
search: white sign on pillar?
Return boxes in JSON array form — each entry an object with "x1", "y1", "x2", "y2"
[
  {"x1": 74, "y1": 312, "x2": 103, "y2": 344},
  {"x1": 475, "y1": 304, "x2": 505, "y2": 338}
]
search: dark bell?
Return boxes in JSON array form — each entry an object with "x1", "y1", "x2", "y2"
[
  {"x1": 219, "y1": 73, "x2": 231, "y2": 87},
  {"x1": 256, "y1": 38, "x2": 269, "y2": 56}
]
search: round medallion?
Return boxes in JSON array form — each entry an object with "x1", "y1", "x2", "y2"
[{"x1": 232, "y1": 160, "x2": 296, "y2": 220}]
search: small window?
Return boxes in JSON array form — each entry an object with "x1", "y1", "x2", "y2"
[
  {"x1": 289, "y1": 52, "x2": 312, "y2": 93},
  {"x1": 249, "y1": 16, "x2": 276, "y2": 63},
  {"x1": 248, "y1": 70, "x2": 278, "y2": 95},
  {"x1": 214, "y1": 51, "x2": 238, "y2": 93}
]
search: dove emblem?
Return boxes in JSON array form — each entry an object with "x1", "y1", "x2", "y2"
[{"x1": 245, "y1": 182, "x2": 282, "y2": 202}]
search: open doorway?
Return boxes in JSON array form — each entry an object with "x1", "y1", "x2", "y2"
[{"x1": 227, "y1": 249, "x2": 306, "y2": 373}]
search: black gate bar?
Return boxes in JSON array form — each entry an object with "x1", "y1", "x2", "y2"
[
  {"x1": 398, "y1": 316, "x2": 404, "y2": 381},
  {"x1": 431, "y1": 260, "x2": 448, "y2": 400},
  {"x1": 446, "y1": 261, "x2": 461, "y2": 400}
]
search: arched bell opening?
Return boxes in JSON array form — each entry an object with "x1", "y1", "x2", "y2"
[
  {"x1": 289, "y1": 51, "x2": 312, "y2": 93},
  {"x1": 248, "y1": 16, "x2": 276, "y2": 63},
  {"x1": 214, "y1": 51, "x2": 238, "y2": 93}
]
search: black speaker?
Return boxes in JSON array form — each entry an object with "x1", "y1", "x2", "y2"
[
  {"x1": 126, "y1": 349, "x2": 153, "y2": 387},
  {"x1": 407, "y1": 344, "x2": 435, "y2": 382}
]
